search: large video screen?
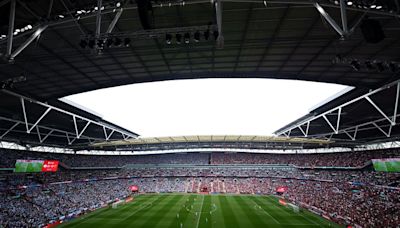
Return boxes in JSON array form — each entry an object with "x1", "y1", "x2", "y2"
[
  {"x1": 372, "y1": 158, "x2": 400, "y2": 172},
  {"x1": 14, "y1": 160, "x2": 59, "y2": 173}
]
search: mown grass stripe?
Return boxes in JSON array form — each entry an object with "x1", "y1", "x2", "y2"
[
  {"x1": 218, "y1": 195, "x2": 241, "y2": 228},
  {"x1": 57, "y1": 194, "x2": 341, "y2": 228},
  {"x1": 138, "y1": 194, "x2": 184, "y2": 227},
  {"x1": 210, "y1": 195, "x2": 225, "y2": 228},
  {"x1": 167, "y1": 194, "x2": 196, "y2": 228},
  {"x1": 234, "y1": 196, "x2": 271, "y2": 227},
  {"x1": 104, "y1": 194, "x2": 170, "y2": 226},
  {"x1": 250, "y1": 196, "x2": 285, "y2": 223},
  {"x1": 198, "y1": 195, "x2": 212, "y2": 228}
]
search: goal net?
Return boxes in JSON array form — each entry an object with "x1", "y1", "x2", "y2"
[
  {"x1": 288, "y1": 203, "x2": 300, "y2": 213},
  {"x1": 112, "y1": 200, "x2": 125, "y2": 209}
]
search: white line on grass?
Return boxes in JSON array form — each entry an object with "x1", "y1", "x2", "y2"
[
  {"x1": 254, "y1": 202, "x2": 281, "y2": 224},
  {"x1": 296, "y1": 210, "x2": 323, "y2": 227},
  {"x1": 195, "y1": 195, "x2": 205, "y2": 228},
  {"x1": 266, "y1": 196, "x2": 322, "y2": 227}
]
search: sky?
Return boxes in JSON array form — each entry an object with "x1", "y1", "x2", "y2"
[{"x1": 63, "y1": 79, "x2": 350, "y2": 137}]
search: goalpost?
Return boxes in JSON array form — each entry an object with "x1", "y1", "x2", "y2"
[
  {"x1": 279, "y1": 198, "x2": 300, "y2": 213},
  {"x1": 288, "y1": 203, "x2": 300, "y2": 213},
  {"x1": 112, "y1": 200, "x2": 125, "y2": 209}
]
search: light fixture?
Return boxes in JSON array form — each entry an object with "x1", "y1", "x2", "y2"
[
  {"x1": 350, "y1": 60, "x2": 360, "y2": 71},
  {"x1": 194, "y1": 31, "x2": 200, "y2": 42},
  {"x1": 176, "y1": 34, "x2": 182, "y2": 44},
  {"x1": 213, "y1": 30, "x2": 219, "y2": 40},
  {"x1": 365, "y1": 60, "x2": 375, "y2": 70},
  {"x1": 88, "y1": 39, "x2": 96, "y2": 49},
  {"x1": 165, "y1": 34, "x2": 172, "y2": 44},
  {"x1": 184, "y1": 33, "x2": 190, "y2": 44},
  {"x1": 124, "y1": 38, "x2": 131, "y2": 47},
  {"x1": 97, "y1": 39, "x2": 104, "y2": 48},
  {"x1": 375, "y1": 62, "x2": 384, "y2": 72},
  {"x1": 388, "y1": 62, "x2": 398, "y2": 73},
  {"x1": 105, "y1": 38, "x2": 112, "y2": 47},
  {"x1": 204, "y1": 30, "x2": 210, "y2": 40},
  {"x1": 114, "y1": 37, "x2": 122, "y2": 46}
]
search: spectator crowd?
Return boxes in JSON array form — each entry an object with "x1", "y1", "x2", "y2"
[{"x1": 0, "y1": 148, "x2": 399, "y2": 227}]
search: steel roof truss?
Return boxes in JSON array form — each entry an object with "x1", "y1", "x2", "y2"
[
  {"x1": 95, "y1": 0, "x2": 102, "y2": 49},
  {"x1": 72, "y1": 116, "x2": 91, "y2": 139},
  {"x1": 372, "y1": 122, "x2": 392, "y2": 138},
  {"x1": 343, "y1": 127, "x2": 358, "y2": 141},
  {"x1": 314, "y1": 3, "x2": 345, "y2": 37},
  {"x1": 0, "y1": 122, "x2": 19, "y2": 139},
  {"x1": 365, "y1": 96, "x2": 395, "y2": 126},
  {"x1": 66, "y1": 132, "x2": 77, "y2": 145},
  {"x1": 9, "y1": 25, "x2": 48, "y2": 61},
  {"x1": 0, "y1": 116, "x2": 96, "y2": 145},
  {"x1": 6, "y1": 0, "x2": 16, "y2": 57},
  {"x1": 106, "y1": 8, "x2": 123, "y2": 34},
  {"x1": 276, "y1": 80, "x2": 400, "y2": 141},
  {"x1": 36, "y1": 126, "x2": 54, "y2": 143},
  {"x1": 103, "y1": 126, "x2": 115, "y2": 141},
  {"x1": 5, "y1": 90, "x2": 137, "y2": 139}
]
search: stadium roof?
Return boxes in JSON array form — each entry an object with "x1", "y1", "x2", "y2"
[
  {"x1": 0, "y1": 89, "x2": 138, "y2": 147},
  {"x1": 93, "y1": 134, "x2": 331, "y2": 145},
  {"x1": 1, "y1": 0, "x2": 400, "y2": 100},
  {"x1": 274, "y1": 79, "x2": 400, "y2": 144},
  {"x1": 1, "y1": 0, "x2": 400, "y2": 149},
  {"x1": 91, "y1": 135, "x2": 332, "y2": 151}
]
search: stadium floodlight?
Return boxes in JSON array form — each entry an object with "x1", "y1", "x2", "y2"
[
  {"x1": 176, "y1": 34, "x2": 182, "y2": 44},
  {"x1": 106, "y1": 38, "x2": 113, "y2": 47},
  {"x1": 213, "y1": 30, "x2": 219, "y2": 40},
  {"x1": 97, "y1": 39, "x2": 104, "y2": 49},
  {"x1": 350, "y1": 60, "x2": 360, "y2": 71},
  {"x1": 184, "y1": 33, "x2": 190, "y2": 44},
  {"x1": 365, "y1": 60, "x2": 375, "y2": 70},
  {"x1": 165, "y1": 34, "x2": 172, "y2": 44},
  {"x1": 79, "y1": 39, "x2": 88, "y2": 49},
  {"x1": 124, "y1": 38, "x2": 131, "y2": 47},
  {"x1": 114, "y1": 37, "x2": 122, "y2": 46},
  {"x1": 194, "y1": 31, "x2": 200, "y2": 42},
  {"x1": 388, "y1": 62, "x2": 398, "y2": 73},
  {"x1": 375, "y1": 61, "x2": 385, "y2": 72},
  {"x1": 204, "y1": 29, "x2": 210, "y2": 40},
  {"x1": 88, "y1": 39, "x2": 96, "y2": 49}
]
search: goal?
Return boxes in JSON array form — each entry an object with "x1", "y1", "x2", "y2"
[
  {"x1": 111, "y1": 200, "x2": 125, "y2": 209},
  {"x1": 288, "y1": 203, "x2": 300, "y2": 213}
]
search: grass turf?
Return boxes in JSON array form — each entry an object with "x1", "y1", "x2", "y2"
[{"x1": 59, "y1": 193, "x2": 341, "y2": 228}]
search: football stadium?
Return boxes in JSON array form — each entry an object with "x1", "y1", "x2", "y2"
[{"x1": 0, "y1": 0, "x2": 400, "y2": 227}]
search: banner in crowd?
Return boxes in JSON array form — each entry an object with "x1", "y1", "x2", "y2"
[{"x1": 276, "y1": 186, "x2": 288, "y2": 193}]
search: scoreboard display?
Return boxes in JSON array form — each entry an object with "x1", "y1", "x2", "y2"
[
  {"x1": 14, "y1": 160, "x2": 59, "y2": 173},
  {"x1": 372, "y1": 158, "x2": 400, "y2": 172}
]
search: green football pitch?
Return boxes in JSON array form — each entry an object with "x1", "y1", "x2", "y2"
[{"x1": 60, "y1": 194, "x2": 341, "y2": 228}]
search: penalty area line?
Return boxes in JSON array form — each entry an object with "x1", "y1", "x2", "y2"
[
  {"x1": 254, "y1": 203, "x2": 280, "y2": 224},
  {"x1": 195, "y1": 195, "x2": 205, "y2": 228}
]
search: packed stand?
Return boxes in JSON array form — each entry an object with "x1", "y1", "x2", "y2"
[{"x1": 2, "y1": 148, "x2": 400, "y2": 168}]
